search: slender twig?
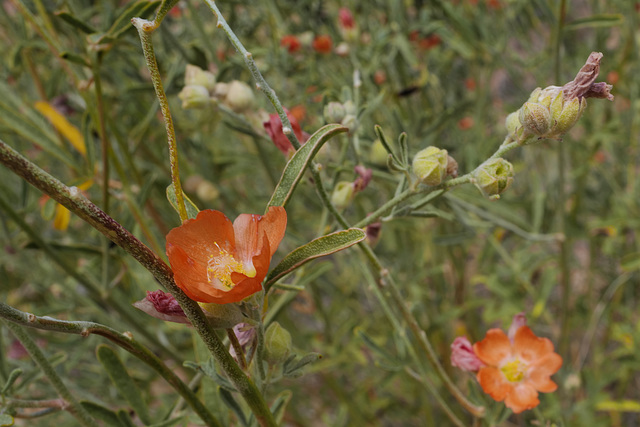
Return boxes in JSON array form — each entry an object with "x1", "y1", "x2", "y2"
[
  {"x1": 132, "y1": 18, "x2": 188, "y2": 223},
  {"x1": 0, "y1": 139, "x2": 276, "y2": 427},
  {"x1": 3, "y1": 320, "x2": 99, "y2": 427},
  {"x1": 0, "y1": 303, "x2": 221, "y2": 427}
]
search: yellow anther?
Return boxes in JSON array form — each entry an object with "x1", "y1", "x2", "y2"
[{"x1": 501, "y1": 359, "x2": 526, "y2": 383}]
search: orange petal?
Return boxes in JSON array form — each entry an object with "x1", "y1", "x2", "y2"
[
  {"x1": 167, "y1": 244, "x2": 219, "y2": 303},
  {"x1": 513, "y1": 326, "x2": 555, "y2": 363},
  {"x1": 504, "y1": 383, "x2": 539, "y2": 414},
  {"x1": 233, "y1": 206, "x2": 287, "y2": 263},
  {"x1": 477, "y1": 367, "x2": 511, "y2": 401},
  {"x1": 528, "y1": 352, "x2": 562, "y2": 392},
  {"x1": 166, "y1": 210, "x2": 235, "y2": 265},
  {"x1": 474, "y1": 329, "x2": 512, "y2": 366}
]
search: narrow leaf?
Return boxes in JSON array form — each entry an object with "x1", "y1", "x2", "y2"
[
  {"x1": 219, "y1": 387, "x2": 249, "y2": 426},
  {"x1": 283, "y1": 353, "x2": 322, "y2": 378},
  {"x1": 565, "y1": 14, "x2": 624, "y2": 30},
  {"x1": 267, "y1": 124, "x2": 347, "y2": 208},
  {"x1": 1, "y1": 368, "x2": 22, "y2": 394},
  {"x1": 54, "y1": 11, "x2": 97, "y2": 34},
  {"x1": 270, "y1": 390, "x2": 292, "y2": 424},
  {"x1": 147, "y1": 417, "x2": 187, "y2": 427},
  {"x1": 59, "y1": 52, "x2": 90, "y2": 67},
  {"x1": 166, "y1": 183, "x2": 199, "y2": 220},
  {"x1": 80, "y1": 401, "x2": 121, "y2": 427},
  {"x1": 265, "y1": 228, "x2": 365, "y2": 290},
  {"x1": 107, "y1": 1, "x2": 161, "y2": 40},
  {"x1": 96, "y1": 345, "x2": 152, "y2": 425},
  {"x1": 595, "y1": 399, "x2": 640, "y2": 412}
]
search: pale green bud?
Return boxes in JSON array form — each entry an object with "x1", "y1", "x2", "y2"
[
  {"x1": 505, "y1": 111, "x2": 521, "y2": 136},
  {"x1": 331, "y1": 181, "x2": 355, "y2": 210},
  {"x1": 526, "y1": 87, "x2": 542, "y2": 103},
  {"x1": 370, "y1": 140, "x2": 389, "y2": 166},
  {"x1": 519, "y1": 102, "x2": 552, "y2": 137},
  {"x1": 199, "y1": 302, "x2": 244, "y2": 329},
  {"x1": 341, "y1": 114, "x2": 358, "y2": 133},
  {"x1": 178, "y1": 85, "x2": 211, "y2": 109},
  {"x1": 264, "y1": 322, "x2": 292, "y2": 364},
  {"x1": 412, "y1": 146, "x2": 448, "y2": 186},
  {"x1": 224, "y1": 81, "x2": 256, "y2": 113},
  {"x1": 546, "y1": 91, "x2": 587, "y2": 137},
  {"x1": 323, "y1": 102, "x2": 346, "y2": 123},
  {"x1": 473, "y1": 158, "x2": 514, "y2": 198},
  {"x1": 184, "y1": 64, "x2": 216, "y2": 91},
  {"x1": 343, "y1": 100, "x2": 357, "y2": 116}
]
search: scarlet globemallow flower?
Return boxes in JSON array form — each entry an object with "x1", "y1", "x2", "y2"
[
  {"x1": 312, "y1": 35, "x2": 333, "y2": 54},
  {"x1": 263, "y1": 109, "x2": 309, "y2": 156},
  {"x1": 280, "y1": 35, "x2": 301, "y2": 53},
  {"x1": 473, "y1": 326, "x2": 563, "y2": 414},
  {"x1": 166, "y1": 207, "x2": 287, "y2": 304}
]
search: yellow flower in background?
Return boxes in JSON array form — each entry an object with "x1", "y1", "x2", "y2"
[
  {"x1": 41, "y1": 180, "x2": 93, "y2": 231},
  {"x1": 34, "y1": 101, "x2": 86, "y2": 156}
]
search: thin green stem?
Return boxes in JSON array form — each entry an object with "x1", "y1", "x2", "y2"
[
  {"x1": 0, "y1": 139, "x2": 276, "y2": 427},
  {"x1": 3, "y1": 320, "x2": 99, "y2": 427},
  {"x1": 202, "y1": 0, "x2": 300, "y2": 150},
  {"x1": 0, "y1": 303, "x2": 221, "y2": 427},
  {"x1": 132, "y1": 18, "x2": 188, "y2": 223}
]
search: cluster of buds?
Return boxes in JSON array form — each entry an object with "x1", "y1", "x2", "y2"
[
  {"x1": 507, "y1": 52, "x2": 614, "y2": 142},
  {"x1": 323, "y1": 100, "x2": 358, "y2": 133},
  {"x1": 178, "y1": 64, "x2": 256, "y2": 114},
  {"x1": 411, "y1": 146, "x2": 458, "y2": 186}
]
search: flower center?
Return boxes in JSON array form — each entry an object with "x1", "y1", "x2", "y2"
[
  {"x1": 207, "y1": 247, "x2": 247, "y2": 289},
  {"x1": 501, "y1": 359, "x2": 527, "y2": 382}
]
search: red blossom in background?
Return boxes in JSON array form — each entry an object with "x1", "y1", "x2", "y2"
[
  {"x1": 280, "y1": 35, "x2": 301, "y2": 53},
  {"x1": 338, "y1": 8, "x2": 355, "y2": 29},
  {"x1": 263, "y1": 109, "x2": 309, "y2": 156},
  {"x1": 312, "y1": 35, "x2": 333, "y2": 54}
]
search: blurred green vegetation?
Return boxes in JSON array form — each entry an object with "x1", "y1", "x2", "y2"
[{"x1": 0, "y1": 0, "x2": 638, "y2": 425}]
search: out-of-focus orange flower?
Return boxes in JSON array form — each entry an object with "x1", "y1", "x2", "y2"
[
  {"x1": 418, "y1": 34, "x2": 441, "y2": 50},
  {"x1": 289, "y1": 105, "x2": 307, "y2": 122},
  {"x1": 280, "y1": 35, "x2": 301, "y2": 53},
  {"x1": 374, "y1": 70, "x2": 387, "y2": 85},
  {"x1": 486, "y1": 0, "x2": 502, "y2": 9},
  {"x1": 465, "y1": 78, "x2": 477, "y2": 91},
  {"x1": 166, "y1": 208, "x2": 287, "y2": 304},
  {"x1": 473, "y1": 326, "x2": 562, "y2": 414},
  {"x1": 458, "y1": 116, "x2": 474, "y2": 130},
  {"x1": 312, "y1": 35, "x2": 333, "y2": 54}
]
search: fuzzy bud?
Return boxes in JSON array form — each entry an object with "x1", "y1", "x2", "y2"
[
  {"x1": 264, "y1": 322, "x2": 292, "y2": 364},
  {"x1": 369, "y1": 140, "x2": 389, "y2": 166},
  {"x1": 331, "y1": 181, "x2": 355, "y2": 210},
  {"x1": 519, "y1": 102, "x2": 552, "y2": 137},
  {"x1": 473, "y1": 158, "x2": 514, "y2": 198},
  {"x1": 224, "y1": 81, "x2": 256, "y2": 113},
  {"x1": 178, "y1": 85, "x2": 211, "y2": 109},
  {"x1": 451, "y1": 337, "x2": 485, "y2": 372},
  {"x1": 184, "y1": 64, "x2": 216, "y2": 91},
  {"x1": 412, "y1": 146, "x2": 448, "y2": 186},
  {"x1": 323, "y1": 102, "x2": 346, "y2": 123},
  {"x1": 505, "y1": 111, "x2": 521, "y2": 136}
]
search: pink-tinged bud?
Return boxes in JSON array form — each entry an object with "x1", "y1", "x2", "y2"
[
  {"x1": 229, "y1": 322, "x2": 257, "y2": 362},
  {"x1": 133, "y1": 290, "x2": 191, "y2": 324},
  {"x1": 365, "y1": 221, "x2": 382, "y2": 246},
  {"x1": 508, "y1": 312, "x2": 527, "y2": 342},
  {"x1": 353, "y1": 165, "x2": 373, "y2": 192},
  {"x1": 338, "y1": 8, "x2": 355, "y2": 29},
  {"x1": 451, "y1": 336, "x2": 485, "y2": 372}
]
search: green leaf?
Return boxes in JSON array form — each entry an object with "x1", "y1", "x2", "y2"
[
  {"x1": 595, "y1": 399, "x2": 640, "y2": 412},
  {"x1": 106, "y1": 1, "x2": 161, "y2": 40},
  {"x1": 166, "y1": 183, "x2": 200, "y2": 220},
  {"x1": 147, "y1": 417, "x2": 187, "y2": 427},
  {"x1": 565, "y1": 14, "x2": 624, "y2": 30},
  {"x1": 267, "y1": 124, "x2": 347, "y2": 208},
  {"x1": 96, "y1": 345, "x2": 152, "y2": 425},
  {"x1": 265, "y1": 228, "x2": 366, "y2": 291},
  {"x1": 117, "y1": 410, "x2": 136, "y2": 427},
  {"x1": 0, "y1": 414, "x2": 13, "y2": 427},
  {"x1": 183, "y1": 359, "x2": 236, "y2": 392},
  {"x1": 54, "y1": 11, "x2": 97, "y2": 34},
  {"x1": 59, "y1": 52, "x2": 90, "y2": 67},
  {"x1": 80, "y1": 401, "x2": 121, "y2": 427},
  {"x1": 282, "y1": 353, "x2": 322, "y2": 378},
  {"x1": 1, "y1": 368, "x2": 22, "y2": 394},
  {"x1": 270, "y1": 390, "x2": 292, "y2": 424},
  {"x1": 219, "y1": 387, "x2": 249, "y2": 426}
]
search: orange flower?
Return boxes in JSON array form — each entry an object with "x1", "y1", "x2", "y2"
[
  {"x1": 473, "y1": 326, "x2": 562, "y2": 414},
  {"x1": 312, "y1": 35, "x2": 333, "y2": 54},
  {"x1": 166, "y1": 207, "x2": 287, "y2": 304}
]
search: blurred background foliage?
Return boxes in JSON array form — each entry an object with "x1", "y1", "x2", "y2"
[{"x1": 0, "y1": 0, "x2": 638, "y2": 425}]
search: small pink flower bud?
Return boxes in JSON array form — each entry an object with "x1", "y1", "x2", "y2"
[
  {"x1": 451, "y1": 337, "x2": 484, "y2": 372},
  {"x1": 508, "y1": 312, "x2": 527, "y2": 342}
]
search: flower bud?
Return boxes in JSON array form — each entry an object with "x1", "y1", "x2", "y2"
[
  {"x1": 451, "y1": 337, "x2": 484, "y2": 372},
  {"x1": 550, "y1": 92, "x2": 587, "y2": 136},
  {"x1": 518, "y1": 102, "x2": 552, "y2": 137},
  {"x1": 473, "y1": 158, "x2": 514, "y2": 197},
  {"x1": 212, "y1": 82, "x2": 229, "y2": 99},
  {"x1": 195, "y1": 179, "x2": 220, "y2": 202},
  {"x1": 331, "y1": 181, "x2": 355, "y2": 210},
  {"x1": 224, "y1": 81, "x2": 256, "y2": 113},
  {"x1": 505, "y1": 111, "x2": 521, "y2": 136},
  {"x1": 369, "y1": 140, "x2": 389, "y2": 166},
  {"x1": 264, "y1": 322, "x2": 292, "y2": 364},
  {"x1": 446, "y1": 155, "x2": 459, "y2": 178},
  {"x1": 323, "y1": 102, "x2": 346, "y2": 123},
  {"x1": 341, "y1": 114, "x2": 358, "y2": 133},
  {"x1": 184, "y1": 64, "x2": 216, "y2": 91},
  {"x1": 343, "y1": 100, "x2": 357, "y2": 116},
  {"x1": 412, "y1": 146, "x2": 448, "y2": 186},
  {"x1": 178, "y1": 85, "x2": 211, "y2": 109},
  {"x1": 335, "y1": 42, "x2": 350, "y2": 57},
  {"x1": 199, "y1": 302, "x2": 244, "y2": 329}
]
